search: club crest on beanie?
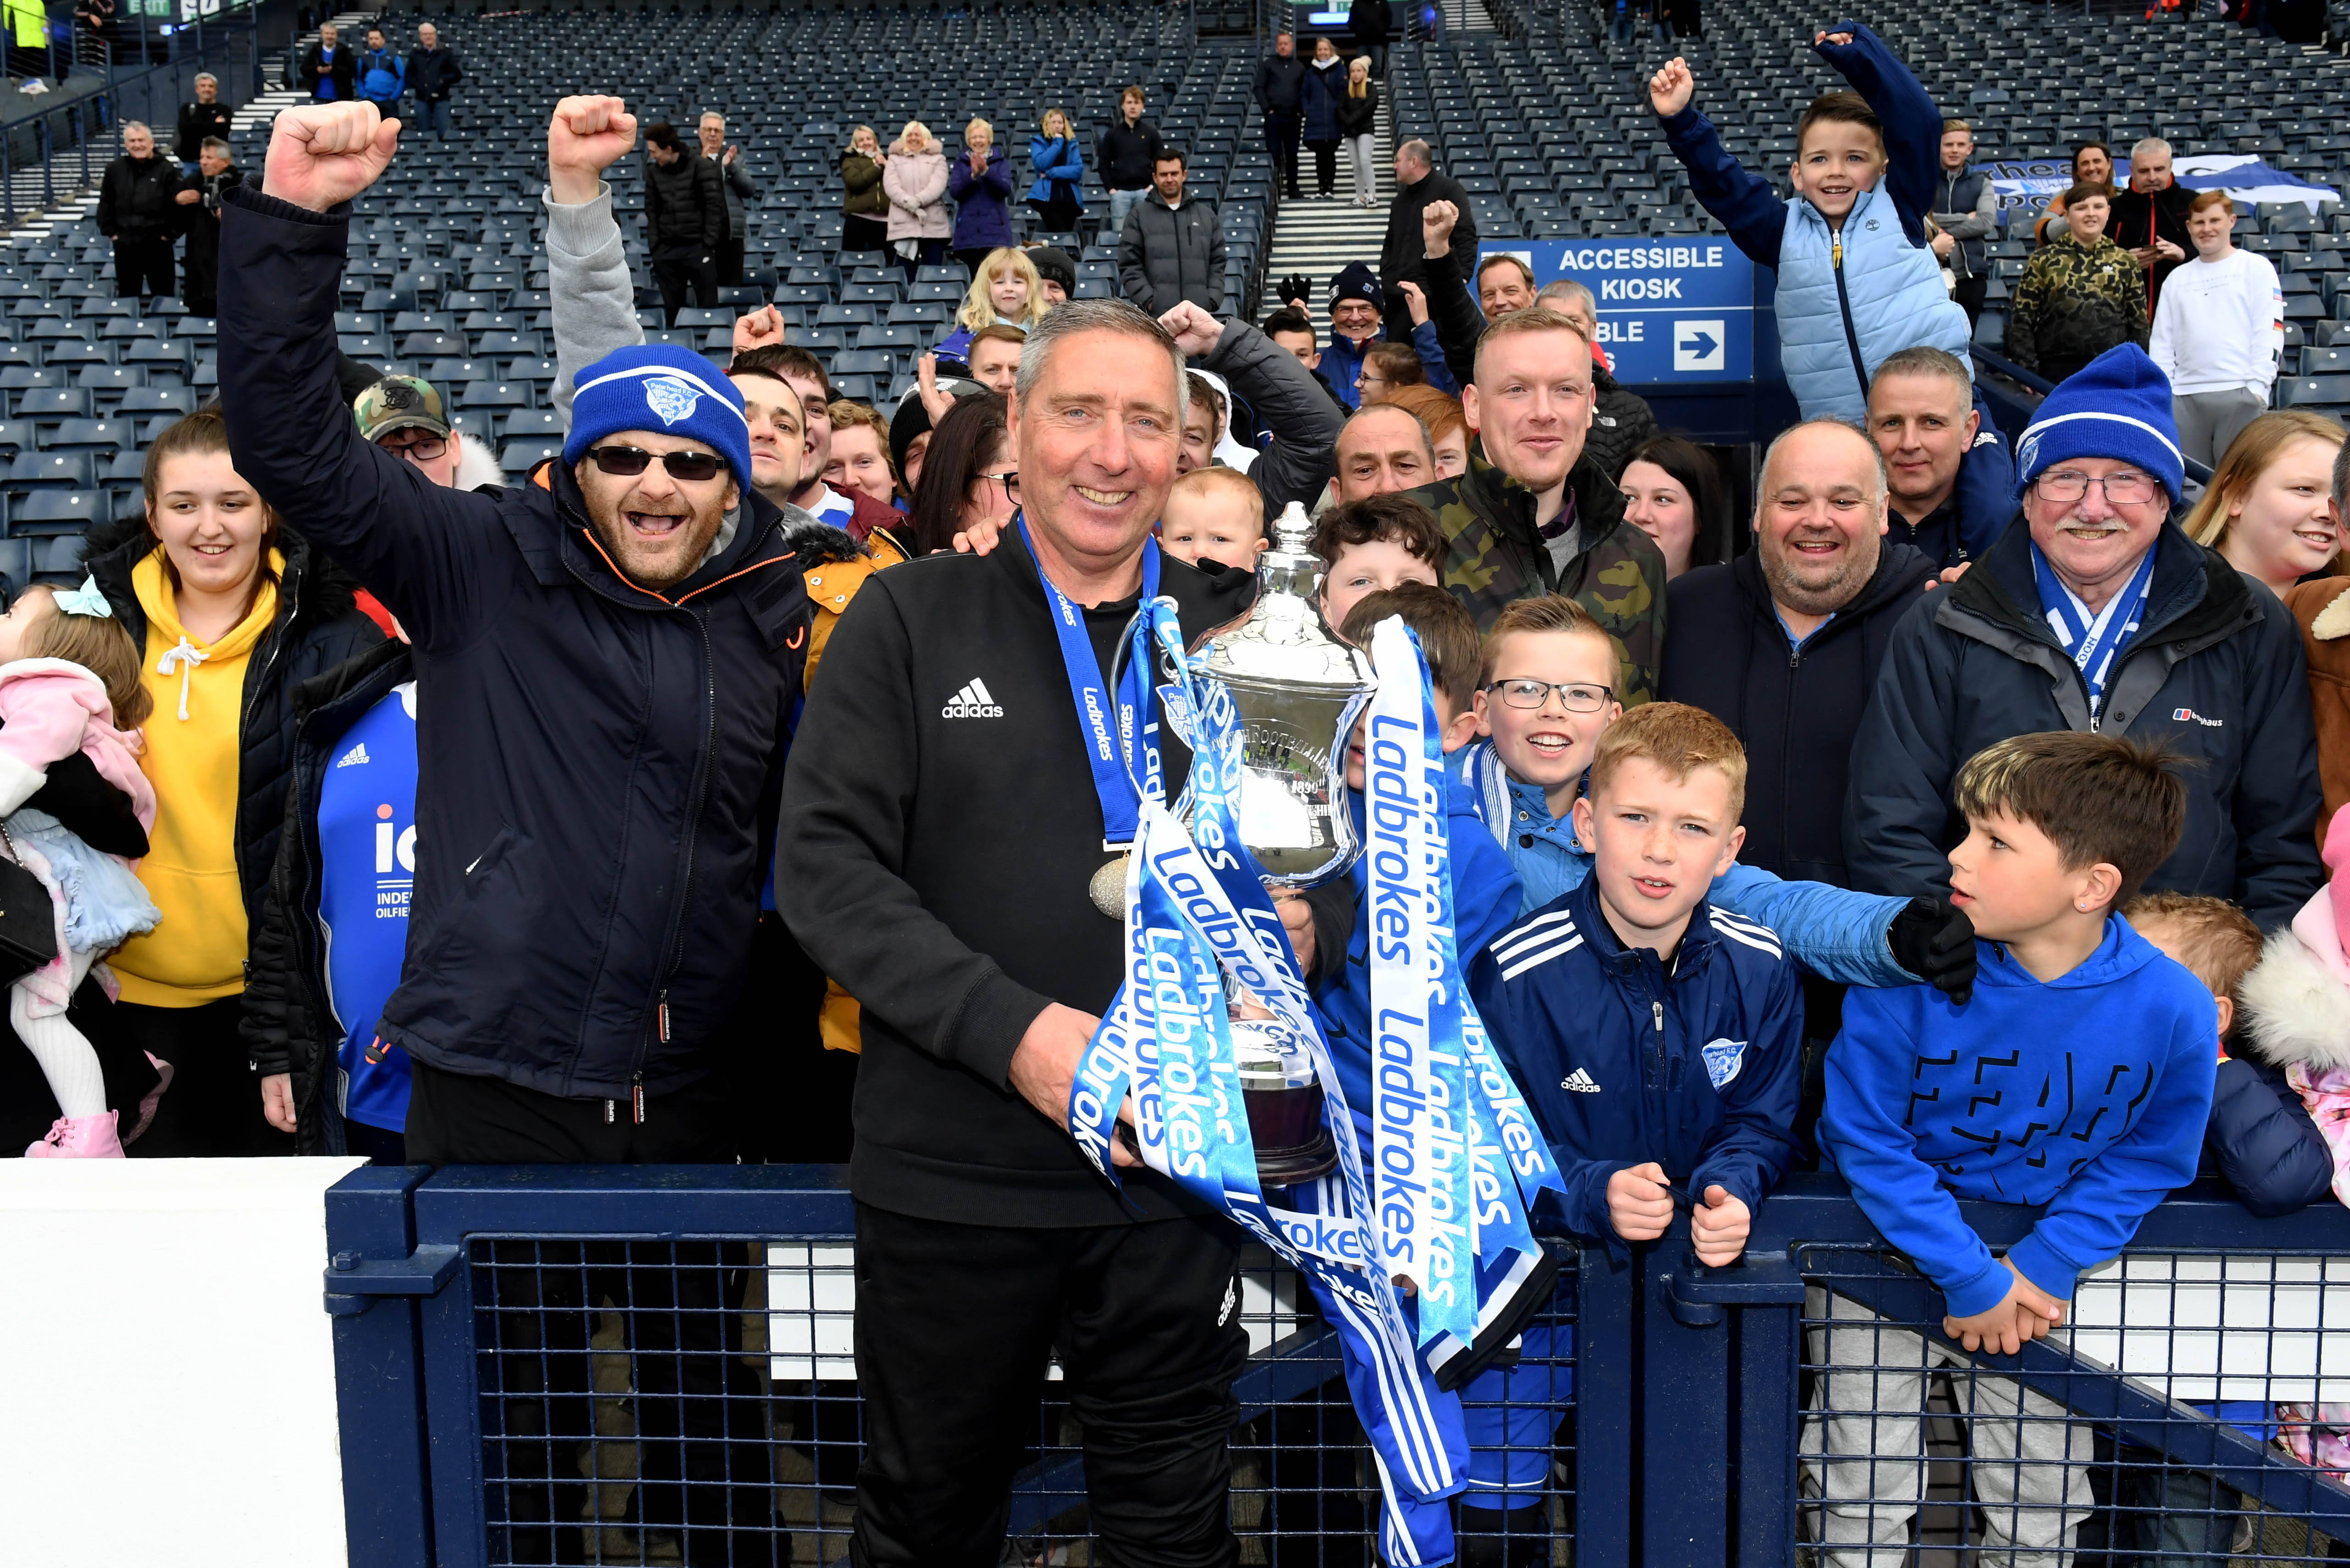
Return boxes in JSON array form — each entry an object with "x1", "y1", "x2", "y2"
[
  {"x1": 2014, "y1": 344, "x2": 2185, "y2": 505},
  {"x1": 565, "y1": 345, "x2": 754, "y2": 492}
]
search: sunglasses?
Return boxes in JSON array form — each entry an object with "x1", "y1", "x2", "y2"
[{"x1": 583, "y1": 445, "x2": 728, "y2": 483}]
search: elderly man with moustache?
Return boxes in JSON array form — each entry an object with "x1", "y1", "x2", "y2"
[
  {"x1": 778, "y1": 299, "x2": 1270, "y2": 1567},
  {"x1": 1845, "y1": 345, "x2": 2322, "y2": 930}
]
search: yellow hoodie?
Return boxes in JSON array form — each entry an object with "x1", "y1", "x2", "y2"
[{"x1": 111, "y1": 548, "x2": 282, "y2": 1007}]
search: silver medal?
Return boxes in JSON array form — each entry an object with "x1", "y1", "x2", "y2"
[{"x1": 1089, "y1": 851, "x2": 1130, "y2": 919}]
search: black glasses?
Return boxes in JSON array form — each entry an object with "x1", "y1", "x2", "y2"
[
  {"x1": 378, "y1": 432, "x2": 448, "y2": 462},
  {"x1": 583, "y1": 446, "x2": 727, "y2": 483},
  {"x1": 1483, "y1": 678, "x2": 1615, "y2": 712},
  {"x1": 975, "y1": 469, "x2": 1020, "y2": 499},
  {"x1": 2032, "y1": 469, "x2": 2158, "y2": 505}
]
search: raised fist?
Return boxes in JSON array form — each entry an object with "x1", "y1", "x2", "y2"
[
  {"x1": 1157, "y1": 299, "x2": 1224, "y2": 358},
  {"x1": 732, "y1": 303, "x2": 785, "y2": 355},
  {"x1": 1421, "y1": 198, "x2": 1459, "y2": 258},
  {"x1": 1649, "y1": 57, "x2": 1694, "y2": 118},
  {"x1": 1813, "y1": 28, "x2": 1856, "y2": 46},
  {"x1": 1398, "y1": 278, "x2": 1429, "y2": 326},
  {"x1": 263, "y1": 102, "x2": 399, "y2": 214},
  {"x1": 548, "y1": 95, "x2": 638, "y2": 205}
]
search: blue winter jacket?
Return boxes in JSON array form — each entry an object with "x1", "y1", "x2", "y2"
[
  {"x1": 357, "y1": 47, "x2": 403, "y2": 103},
  {"x1": 1026, "y1": 134, "x2": 1085, "y2": 210},
  {"x1": 1820, "y1": 920, "x2": 2218, "y2": 1316},
  {"x1": 1468, "y1": 876, "x2": 1805, "y2": 1251},
  {"x1": 1313, "y1": 776, "x2": 1525, "y2": 1142},
  {"x1": 1659, "y1": 21, "x2": 1971, "y2": 422},
  {"x1": 1452, "y1": 738, "x2": 1916, "y2": 988},
  {"x1": 2205, "y1": 1053, "x2": 2331, "y2": 1217},
  {"x1": 947, "y1": 146, "x2": 1016, "y2": 251}
]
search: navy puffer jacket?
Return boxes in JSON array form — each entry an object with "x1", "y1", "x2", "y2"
[{"x1": 216, "y1": 180, "x2": 811, "y2": 1101}]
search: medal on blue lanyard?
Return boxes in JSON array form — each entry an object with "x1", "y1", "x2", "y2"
[{"x1": 1018, "y1": 514, "x2": 1163, "y2": 916}]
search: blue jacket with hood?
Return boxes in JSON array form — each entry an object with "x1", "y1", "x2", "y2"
[
  {"x1": 1819, "y1": 920, "x2": 2218, "y2": 1316},
  {"x1": 1468, "y1": 875, "x2": 1805, "y2": 1251},
  {"x1": 1451, "y1": 737, "x2": 1917, "y2": 988},
  {"x1": 1659, "y1": 21, "x2": 1972, "y2": 425},
  {"x1": 1026, "y1": 134, "x2": 1085, "y2": 210}
]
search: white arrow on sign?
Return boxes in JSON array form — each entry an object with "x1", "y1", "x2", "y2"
[{"x1": 1673, "y1": 319, "x2": 1726, "y2": 372}]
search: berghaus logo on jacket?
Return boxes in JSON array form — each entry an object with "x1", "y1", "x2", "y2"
[
  {"x1": 2172, "y1": 708, "x2": 2222, "y2": 728},
  {"x1": 943, "y1": 678, "x2": 1003, "y2": 718}
]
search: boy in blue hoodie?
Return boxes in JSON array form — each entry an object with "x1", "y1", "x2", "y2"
[
  {"x1": 1808, "y1": 732, "x2": 2217, "y2": 1567},
  {"x1": 1456, "y1": 592, "x2": 1977, "y2": 1002},
  {"x1": 1464, "y1": 702, "x2": 1805, "y2": 1563},
  {"x1": 1650, "y1": 25, "x2": 2003, "y2": 556}
]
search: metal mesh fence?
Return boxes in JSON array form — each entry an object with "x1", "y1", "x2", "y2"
[
  {"x1": 463, "y1": 1235, "x2": 1577, "y2": 1566},
  {"x1": 1794, "y1": 1245, "x2": 2350, "y2": 1568}
]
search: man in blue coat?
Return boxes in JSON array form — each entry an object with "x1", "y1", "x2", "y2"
[
  {"x1": 1844, "y1": 345, "x2": 2324, "y2": 930},
  {"x1": 220, "y1": 100, "x2": 806, "y2": 1563}
]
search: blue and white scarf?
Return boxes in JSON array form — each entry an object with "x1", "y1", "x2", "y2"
[{"x1": 2031, "y1": 542, "x2": 2157, "y2": 719}]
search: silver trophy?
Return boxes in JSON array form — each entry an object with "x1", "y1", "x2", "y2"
[{"x1": 1197, "y1": 502, "x2": 1377, "y2": 1184}]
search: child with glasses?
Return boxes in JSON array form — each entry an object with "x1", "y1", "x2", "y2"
[{"x1": 1455, "y1": 595, "x2": 1972, "y2": 1001}]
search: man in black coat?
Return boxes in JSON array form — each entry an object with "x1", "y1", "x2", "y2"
[
  {"x1": 220, "y1": 101, "x2": 807, "y2": 1562},
  {"x1": 173, "y1": 137, "x2": 235, "y2": 316},
  {"x1": 95, "y1": 121, "x2": 182, "y2": 300},
  {"x1": 643, "y1": 119, "x2": 724, "y2": 325},
  {"x1": 1379, "y1": 140, "x2": 1476, "y2": 305},
  {"x1": 1117, "y1": 150, "x2": 1226, "y2": 314},
  {"x1": 173, "y1": 73, "x2": 232, "y2": 168},
  {"x1": 405, "y1": 22, "x2": 461, "y2": 137},
  {"x1": 697, "y1": 111, "x2": 757, "y2": 288},
  {"x1": 1252, "y1": 30, "x2": 1307, "y2": 200},
  {"x1": 2110, "y1": 137, "x2": 2196, "y2": 317},
  {"x1": 1845, "y1": 345, "x2": 2323, "y2": 930},
  {"x1": 779, "y1": 299, "x2": 1265, "y2": 1568},
  {"x1": 297, "y1": 22, "x2": 355, "y2": 102},
  {"x1": 1351, "y1": 0, "x2": 1393, "y2": 76}
]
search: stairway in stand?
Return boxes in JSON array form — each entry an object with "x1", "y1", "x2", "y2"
[{"x1": 1261, "y1": 94, "x2": 1394, "y2": 314}]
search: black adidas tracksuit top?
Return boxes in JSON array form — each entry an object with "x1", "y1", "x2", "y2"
[{"x1": 778, "y1": 532, "x2": 1257, "y2": 1228}]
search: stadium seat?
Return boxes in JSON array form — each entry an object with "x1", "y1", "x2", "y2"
[
  {"x1": 44, "y1": 418, "x2": 132, "y2": 453},
  {"x1": 17, "y1": 388, "x2": 91, "y2": 421},
  {"x1": 6, "y1": 488, "x2": 101, "y2": 536},
  {"x1": 2279, "y1": 375, "x2": 2350, "y2": 409},
  {"x1": 500, "y1": 439, "x2": 565, "y2": 472},
  {"x1": 7, "y1": 452, "x2": 97, "y2": 492}
]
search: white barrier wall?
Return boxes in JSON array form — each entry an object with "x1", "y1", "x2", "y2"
[{"x1": 0, "y1": 1157, "x2": 363, "y2": 1567}]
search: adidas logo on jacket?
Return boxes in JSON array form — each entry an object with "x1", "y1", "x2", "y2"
[{"x1": 1467, "y1": 874, "x2": 1806, "y2": 1256}]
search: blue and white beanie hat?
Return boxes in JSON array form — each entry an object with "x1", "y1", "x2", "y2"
[
  {"x1": 564, "y1": 345, "x2": 754, "y2": 491},
  {"x1": 2013, "y1": 344, "x2": 2186, "y2": 505}
]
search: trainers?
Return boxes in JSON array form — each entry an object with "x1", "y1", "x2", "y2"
[
  {"x1": 122, "y1": 1052, "x2": 173, "y2": 1146},
  {"x1": 26, "y1": 1110, "x2": 123, "y2": 1158}
]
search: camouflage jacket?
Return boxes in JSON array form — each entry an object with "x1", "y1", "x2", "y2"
[
  {"x1": 2004, "y1": 235, "x2": 2149, "y2": 375},
  {"x1": 1410, "y1": 445, "x2": 1668, "y2": 706}
]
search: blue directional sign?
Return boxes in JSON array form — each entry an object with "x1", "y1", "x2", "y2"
[{"x1": 1478, "y1": 239, "x2": 1758, "y2": 386}]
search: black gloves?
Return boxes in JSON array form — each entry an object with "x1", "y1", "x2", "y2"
[
  {"x1": 1889, "y1": 897, "x2": 1976, "y2": 1005},
  {"x1": 1277, "y1": 273, "x2": 1311, "y2": 307}
]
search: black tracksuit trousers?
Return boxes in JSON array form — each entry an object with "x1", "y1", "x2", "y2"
[{"x1": 848, "y1": 1202, "x2": 1248, "y2": 1567}]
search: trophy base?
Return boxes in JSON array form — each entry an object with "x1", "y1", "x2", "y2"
[{"x1": 1245, "y1": 1082, "x2": 1339, "y2": 1187}]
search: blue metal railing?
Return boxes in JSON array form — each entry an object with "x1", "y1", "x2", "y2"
[{"x1": 326, "y1": 1164, "x2": 2350, "y2": 1568}]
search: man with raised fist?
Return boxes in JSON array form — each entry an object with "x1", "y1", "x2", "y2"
[{"x1": 216, "y1": 99, "x2": 806, "y2": 1565}]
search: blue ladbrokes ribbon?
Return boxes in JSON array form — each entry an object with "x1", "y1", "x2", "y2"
[{"x1": 2031, "y1": 540, "x2": 2156, "y2": 718}]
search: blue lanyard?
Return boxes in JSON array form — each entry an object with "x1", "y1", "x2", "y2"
[
  {"x1": 1021, "y1": 514, "x2": 1161, "y2": 846},
  {"x1": 2032, "y1": 542, "x2": 2156, "y2": 710}
]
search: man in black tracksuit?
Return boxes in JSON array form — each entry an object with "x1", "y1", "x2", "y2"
[
  {"x1": 95, "y1": 122, "x2": 184, "y2": 299},
  {"x1": 1252, "y1": 30, "x2": 1307, "y2": 200},
  {"x1": 779, "y1": 300, "x2": 1265, "y2": 1567},
  {"x1": 221, "y1": 104, "x2": 811, "y2": 1565}
]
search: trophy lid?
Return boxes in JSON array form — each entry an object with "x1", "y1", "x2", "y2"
[{"x1": 1200, "y1": 502, "x2": 1376, "y2": 693}]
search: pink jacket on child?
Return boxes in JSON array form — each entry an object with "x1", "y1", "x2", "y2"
[{"x1": 0, "y1": 657, "x2": 156, "y2": 833}]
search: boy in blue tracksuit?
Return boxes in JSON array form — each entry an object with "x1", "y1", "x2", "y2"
[
  {"x1": 1465, "y1": 701, "x2": 1805, "y2": 1562},
  {"x1": 1650, "y1": 24, "x2": 2002, "y2": 558},
  {"x1": 1455, "y1": 593, "x2": 1979, "y2": 1001},
  {"x1": 1808, "y1": 732, "x2": 2217, "y2": 1567}
]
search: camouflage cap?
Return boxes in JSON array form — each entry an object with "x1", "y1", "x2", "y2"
[{"x1": 354, "y1": 375, "x2": 452, "y2": 442}]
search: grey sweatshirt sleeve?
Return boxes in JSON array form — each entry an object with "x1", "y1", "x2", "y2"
[{"x1": 543, "y1": 181, "x2": 648, "y2": 431}]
